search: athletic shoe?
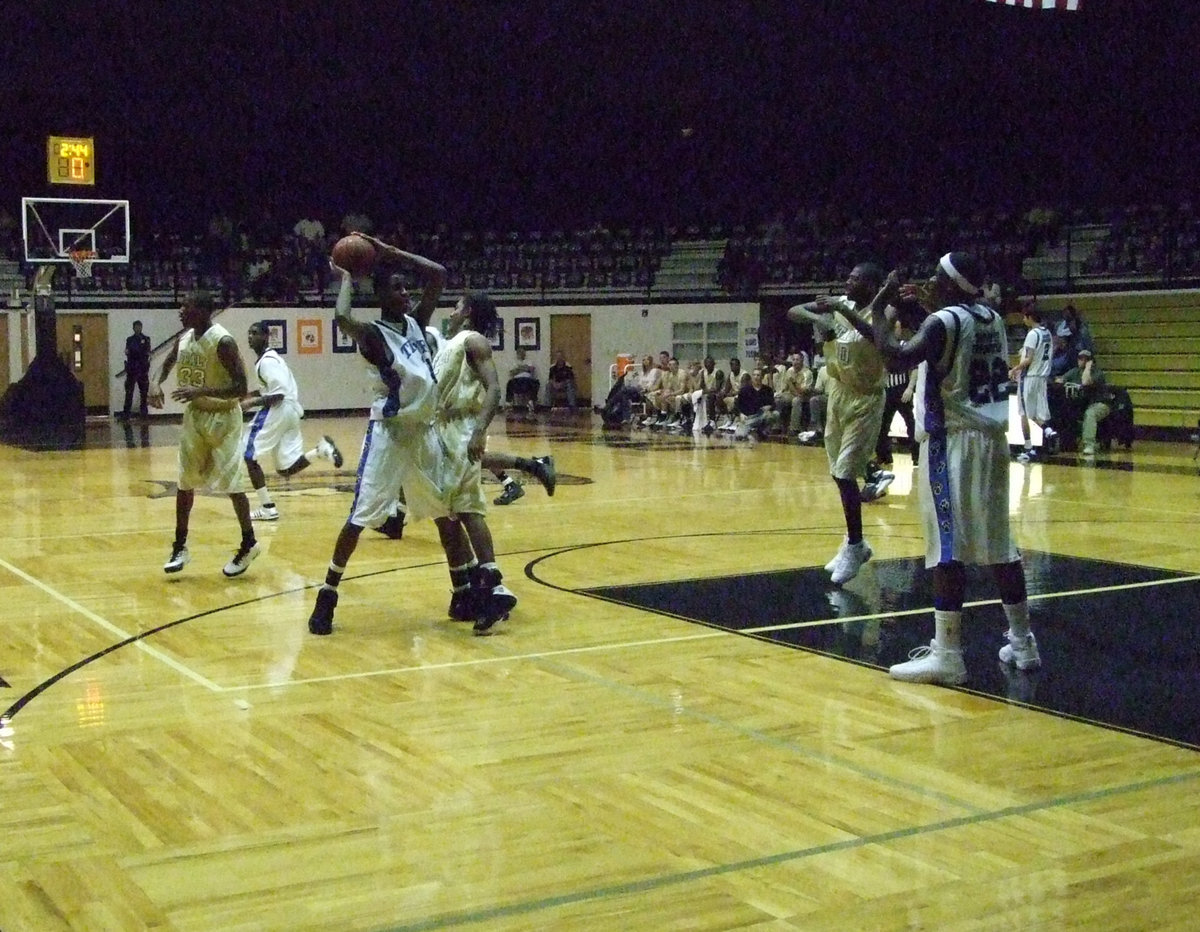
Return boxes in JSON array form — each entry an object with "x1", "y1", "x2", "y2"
[
  {"x1": 474, "y1": 584, "x2": 518, "y2": 635},
  {"x1": 1081, "y1": 443, "x2": 1096, "y2": 456},
  {"x1": 308, "y1": 587, "x2": 338, "y2": 635},
  {"x1": 319, "y1": 435, "x2": 344, "y2": 469},
  {"x1": 447, "y1": 588, "x2": 477, "y2": 622},
  {"x1": 998, "y1": 630, "x2": 1041, "y2": 670},
  {"x1": 866, "y1": 461, "x2": 895, "y2": 482},
  {"x1": 824, "y1": 538, "x2": 847, "y2": 574},
  {"x1": 889, "y1": 638, "x2": 968, "y2": 685},
  {"x1": 494, "y1": 482, "x2": 525, "y2": 505},
  {"x1": 222, "y1": 541, "x2": 260, "y2": 577},
  {"x1": 163, "y1": 544, "x2": 190, "y2": 574},
  {"x1": 251, "y1": 506, "x2": 279, "y2": 521},
  {"x1": 375, "y1": 514, "x2": 404, "y2": 539},
  {"x1": 1015, "y1": 449, "x2": 1035, "y2": 464},
  {"x1": 861, "y1": 474, "x2": 894, "y2": 502},
  {"x1": 831, "y1": 540, "x2": 872, "y2": 585},
  {"x1": 532, "y1": 455, "x2": 557, "y2": 496},
  {"x1": 1042, "y1": 427, "x2": 1058, "y2": 453}
]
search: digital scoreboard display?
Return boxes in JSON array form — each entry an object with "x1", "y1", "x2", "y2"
[{"x1": 47, "y1": 136, "x2": 95, "y2": 185}]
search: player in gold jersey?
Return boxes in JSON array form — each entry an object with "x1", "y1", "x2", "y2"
[{"x1": 787, "y1": 263, "x2": 887, "y2": 585}]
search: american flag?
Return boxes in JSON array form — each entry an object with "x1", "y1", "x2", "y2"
[{"x1": 984, "y1": 0, "x2": 1081, "y2": 8}]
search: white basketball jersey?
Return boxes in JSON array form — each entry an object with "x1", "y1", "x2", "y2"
[
  {"x1": 1022, "y1": 324, "x2": 1053, "y2": 378},
  {"x1": 915, "y1": 303, "x2": 1011, "y2": 437},
  {"x1": 255, "y1": 349, "x2": 301, "y2": 415},
  {"x1": 367, "y1": 315, "x2": 438, "y2": 426}
]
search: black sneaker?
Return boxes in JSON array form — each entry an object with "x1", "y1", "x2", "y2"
[
  {"x1": 474, "y1": 585, "x2": 517, "y2": 635},
  {"x1": 532, "y1": 456, "x2": 556, "y2": 496},
  {"x1": 447, "y1": 588, "x2": 477, "y2": 621},
  {"x1": 308, "y1": 587, "x2": 338, "y2": 635},
  {"x1": 494, "y1": 482, "x2": 525, "y2": 505},
  {"x1": 375, "y1": 514, "x2": 404, "y2": 539}
]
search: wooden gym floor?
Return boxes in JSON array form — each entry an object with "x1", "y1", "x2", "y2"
[{"x1": 2, "y1": 411, "x2": 1199, "y2": 931}]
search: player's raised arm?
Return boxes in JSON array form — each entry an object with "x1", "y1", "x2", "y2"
[{"x1": 357, "y1": 235, "x2": 446, "y2": 330}]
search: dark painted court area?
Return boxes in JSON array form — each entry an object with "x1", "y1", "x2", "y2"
[{"x1": 587, "y1": 551, "x2": 1200, "y2": 750}]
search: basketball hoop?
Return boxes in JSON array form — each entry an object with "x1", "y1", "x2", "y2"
[{"x1": 67, "y1": 248, "x2": 97, "y2": 279}]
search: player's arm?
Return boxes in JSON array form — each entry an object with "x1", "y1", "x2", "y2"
[
  {"x1": 1009, "y1": 342, "x2": 1034, "y2": 379},
  {"x1": 463, "y1": 332, "x2": 502, "y2": 462},
  {"x1": 331, "y1": 265, "x2": 388, "y2": 365},
  {"x1": 357, "y1": 235, "x2": 447, "y2": 330},
  {"x1": 148, "y1": 339, "x2": 180, "y2": 408},
  {"x1": 846, "y1": 271, "x2": 945, "y2": 371},
  {"x1": 786, "y1": 296, "x2": 839, "y2": 328}
]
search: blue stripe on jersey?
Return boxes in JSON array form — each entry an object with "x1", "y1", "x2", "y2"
[
  {"x1": 377, "y1": 364, "x2": 404, "y2": 419},
  {"x1": 243, "y1": 407, "x2": 269, "y2": 462}
]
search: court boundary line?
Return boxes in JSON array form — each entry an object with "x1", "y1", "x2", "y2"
[{"x1": 0, "y1": 555, "x2": 220, "y2": 691}]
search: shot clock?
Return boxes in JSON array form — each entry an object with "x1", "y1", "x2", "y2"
[{"x1": 47, "y1": 135, "x2": 95, "y2": 185}]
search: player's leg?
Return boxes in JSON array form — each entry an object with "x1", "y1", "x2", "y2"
[
  {"x1": 308, "y1": 422, "x2": 389, "y2": 633},
  {"x1": 458, "y1": 511, "x2": 517, "y2": 634},
  {"x1": 993, "y1": 559, "x2": 1040, "y2": 670},
  {"x1": 483, "y1": 450, "x2": 556, "y2": 497},
  {"x1": 211, "y1": 410, "x2": 260, "y2": 577}
]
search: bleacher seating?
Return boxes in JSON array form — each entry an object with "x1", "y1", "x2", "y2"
[{"x1": 1039, "y1": 291, "x2": 1200, "y2": 431}]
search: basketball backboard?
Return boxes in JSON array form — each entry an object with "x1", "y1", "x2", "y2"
[{"x1": 21, "y1": 197, "x2": 131, "y2": 265}]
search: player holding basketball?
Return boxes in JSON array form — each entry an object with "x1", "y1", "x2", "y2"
[
  {"x1": 240, "y1": 320, "x2": 343, "y2": 522},
  {"x1": 787, "y1": 263, "x2": 888, "y2": 586},
  {"x1": 308, "y1": 235, "x2": 447, "y2": 635},
  {"x1": 149, "y1": 291, "x2": 260, "y2": 577},
  {"x1": 1010, "y1": 304, "x2": 1057, "y2": 462},
  {"x1": 846, "y1": 253, "x2": 1040, "y2": 686}
]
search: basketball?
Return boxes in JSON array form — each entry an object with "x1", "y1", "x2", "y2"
[{"x1": 331, "y1": 235, "x2": 376, "y2": 276}]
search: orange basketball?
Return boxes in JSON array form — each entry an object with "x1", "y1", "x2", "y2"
[{"x1": 331, "y1": 235, "x2": 377, "y2": 276}]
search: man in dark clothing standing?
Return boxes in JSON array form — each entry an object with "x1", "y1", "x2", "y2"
[{"x1": 121, "y1": 320, "x2": 152, "y2": 417}]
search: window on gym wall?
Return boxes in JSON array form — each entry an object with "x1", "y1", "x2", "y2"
[{"x1": 672, "y1": 321, "x2": 738, "y2": 362}]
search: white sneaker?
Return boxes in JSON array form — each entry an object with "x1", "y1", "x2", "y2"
[
  {"x1": 1081, "y1": 443, "x2": 1096, "y2": 456},
  {"x1": 798, "y1": 430, "x2": 818, "y2": 443},
  {"x1": 860, "y1": 474, "x2": 894, "y2": 502},
  {"x1": 251, "y1": 506, "x2": 279, "y2": 521},
  {"x1": 222, "y1": 542, "x2": 261, "y2": 577},
  {"x1": 831, "y1": 540, "x2": 872, "y2": 585},
  {"x1": 1016, "y1": 449, "x2": 1034, "y2": 464},
  {"x1": 824, "y1": 538, "x2": 847, "y2": 573},
  {"x1": 163, "y1": 545, "x2": 190, "y2": 574},
  {"x1": 998, "y1": 630, "x2": 1041, "y2": 670},
  {"x1": 318, "y1": 435, "x2": 344, "y2": 468},
  {"x1": 890, "y1": 639, "x2": 968, "y2": 685}
]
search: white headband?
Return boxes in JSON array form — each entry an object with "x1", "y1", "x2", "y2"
[{"x1": 939, "y1": 253, "x2": 979, "y2": 294}]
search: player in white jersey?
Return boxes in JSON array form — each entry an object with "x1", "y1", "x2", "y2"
[
  {"x1": 846, "y1": 252, "x2": 1040, "y2": 686},
  {"x1": 148, "y1": 291, "x2": 260, "y2": 577},
  {"x1": 308, "y1": 236, "x2": 446, "y2": 635},
  {"x1": 240, "y1": 320, "x2": 343, "y2": 521},
  {"x1": 787, "y1": 263, "x2": 887, "y2": 585},
  {"x1": 1010, "y1": 304, "x2": 1057, "y2": 462}
]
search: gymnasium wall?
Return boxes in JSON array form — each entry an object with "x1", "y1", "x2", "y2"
[{"x1": 96, "y1": 300, "x2": 761, "y2": 415}]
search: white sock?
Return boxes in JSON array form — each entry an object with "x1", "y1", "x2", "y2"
[
  {"x1": 256, "y1": 487, "x2": 273, "y2": 507},
  {"x1": 934, "y1": 610, "x2": 962, "y2": 651},
  {"x1": 1003, "y1": 602, "x2": 1031, "y2": 640}
]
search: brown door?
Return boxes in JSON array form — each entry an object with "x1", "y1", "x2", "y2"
[
  {"x1": 0, "y1": 312, "x2": 10, "y2": 392},
  {"x1": 549, "y1": 314, "x2": 592, "y2": 406},
  {"x1": 56, "y1": 313, "x2": 110, "y2": 412}
]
